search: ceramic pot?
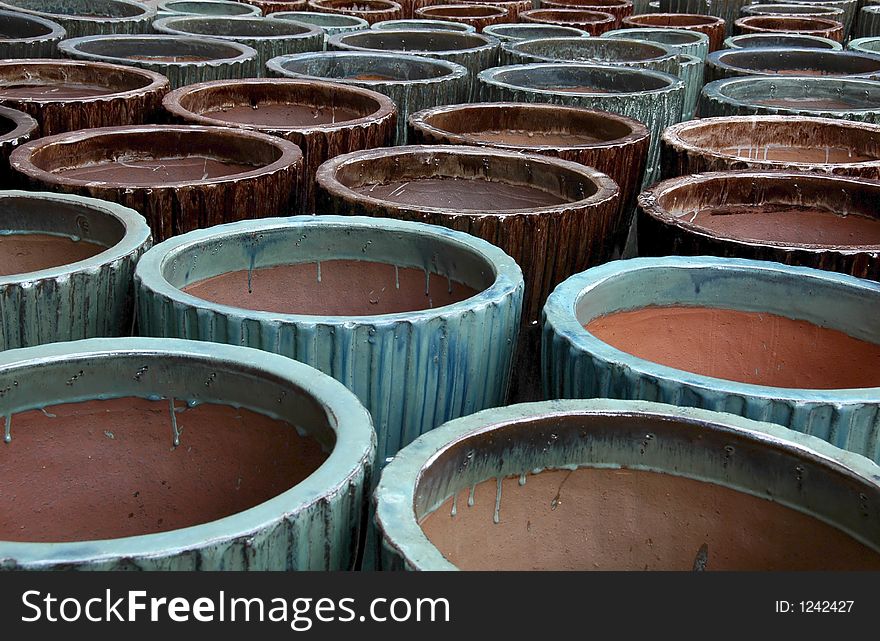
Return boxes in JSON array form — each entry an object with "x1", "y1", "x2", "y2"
[
  {"x1": 661, "y1": 114, "x2": 880, "y2": 179},
  {"x1": 677, "y1": 52, "x2": 702, "y2": 120},
  {"x1": 741, "y1": 3, "x2": 845, "y2": 22},
  {"x1": 0, "y1": 10, "x2": 65, "y2": 58},
  {"x1": 782, "y1": 0, "x2": 857, "y2": 34},
  {"x1": 539, "y1": 0, "x2": 633, "y2": 27},
  {"x1": 0, "y1": 107, "x2": 37, "y2": 185},
  {"x1": 483, "y1": 22, "x2": 587, "y2": 46},
  {"x1": 734, "y1": 15, "x2": 845, "y2": 43},
  {"x1": 543, "y1": 256, "x2": 880, "y2": 462},
  {"x1": 266, "y1": 51, "x2": 468, "y2": 144},
  {"x1": 157, "y1": 0, "x2": 263, "y2": 15},
  {"x1": 621, "y1": 12, "x2": 725, "y2": 50},
  {"x1": 268, "y1": 10, "x2": 369, "y2": 44},
  {"x1": 414, "y1": 4, "x2": 509, "y2": 31},
  {"x1": 10, "y1": 125, "x2": 302, "y2": 242},
  {"x1": 858, "y1": 6, "x2": 880, "y2": 37},
  {"x1": 705, "y1": 48, "x2": 880, "y2": 82},
  {"x1": 722, "y1": 32, "x2": 842, "y2": 48},
  {"x1": 163, "y1": 78, "x2": 395, "y2": 211},
  {"x1": 0, "y1": 0, "x2": 154, "y2": 37},
  {"x1": 375, "y1": 399, "x2": 880, "y2": 569},
  {"x1": 638, "y1": 170, "x2": 880, "y2": 280},
  {"x1": 699, "y1": 76, "x2": 880, "y2": 122},
  {"x1": 520, "y1": 8, "x2": 617, "y2": 35},
  {"x1": 657, "y1": 0, "x2": 749, "y2": 36},
  {"x1": 58, "y1": 34, "x2": 260, "y2": 89},
  {"x1": 849, "y1": 36, "x2": 880, "y2": 55},
  {"x1": 0, "y1": 337, "x2": 375, "y2": 570},
  {"x1": 308, "y1": 0, "x2": 404, "y2": 24},
  {"x1": 0, "y1": 60, "x2": 169, "y2": 136},
  {"x1": 503, "y1": 36, "x2": 679, "y2": 75},
  {"x1": 373, "y1": 17, "x2": 476, "y2": 30},
  {"x1": 135, "y1": 215, "x2": 523, "y2": 463},
  {"x1": 602, "y1": 26, "x2": 709, "y2": 59},
  {"x1": 457, "y1": 0, "x2": 533, "y2": 21},
  {"x1": 0, "y1": 191, "x2": 151, "y2": 350},
  {"x1": 243, "y1": 0, "x2": 309, "y2": 13}
]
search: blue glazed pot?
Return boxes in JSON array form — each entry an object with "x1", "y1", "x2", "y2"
[
  {"x1": 542, "y1": 256, "x2": 880, "y2": 463},
  {"x1": 0, "y1": 337, "x2": 375, "y2": 570},
  {"x1": 134, "y1": 215, "x2": 523, "y2": 464}
]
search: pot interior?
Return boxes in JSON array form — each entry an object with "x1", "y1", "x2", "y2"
[
  {"x1": 275, "y1": 52, "x2": 456, "y2": 81},
  {"x1": 487, "y1": 24, "x2": 584, "y2": 39},
  {"x1": 611, "y1": 28, "x2": 704, "y2": 46},
  {"x1": 419, "y1": 5, "x2": 505, "y2": 17},
  {"x1": 316, "y1": 0, "x2": 397, "y2": 10},
  {"x1": 165, "y1": 222, "x2": 496, "y2": 315},
  {"x1": 0, "y1": 62, "x2": 156, "y2": 100},
  {"x1": 745, "y1": 5, "x2": 840, "y2": 16},
  {"x1": 717, "y1": 77, "x2": 880, "y2": 111},
  {"x1": 273, "y1": 11, "x2": 367, "y2": 27},
  {"x1": 853, "y1": 39, "x2": 880, "y2": 54},
  {"x1": 489, "y1": 64, "x2": 673, "y2": 93},
  {"x1": 716, "y1": 49, "x2": 880, "y2": 76},
  {"x1": 69, "y1": 36, "x2": 247, "y2": 63},
  {"x1": 0, "y1": 352, "x2": 336, "y2": 543},
  {"x1": 336, "y1": 29, "x2": 486, "y2": 51},
  {"x1": 740, "y1": 15, "x2": 839, "y2": 31},
  {"x1": 376, "y1": 19, "x2": 473, "y2": 31},
  {"x1": 6, "y1": 0, "x2": 146, "y2": 18},
  {"x1": 628, "y1": 13, "x2": 717, "y2": 27},
  {"x1": 163, "y1": 0, "x2": 260, "y2": 15},
  {"x1": 525, "y1": 9, "x2": 613, "y2": 23},
  {"x1": 727, "y1": 33, "x2": 838, "y2": 48},
  {"x1": 160, "y1": 16, "x2": 315, "y2": 37},
  {"x1": 0, "y1": 11, "x2": 55, "y2": 37},
  {"x1": 512, "y1": 37, "x2": 669, "y2": 63},
  {"x1": 415, "y1": 412, "x2": 880, "y2": 570}
]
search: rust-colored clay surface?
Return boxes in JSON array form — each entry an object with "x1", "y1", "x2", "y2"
[
  {"x1": 585, "y1": 305, "x2": 880, "y2": 388},
  {"x1": 57, "y1": 156, "x2": 258, "y2": 184},
  {"x1": 352, "y1": 176, "x2": 568, "y2": 209},
  {"x1": 0, "y1": 233, "x2": 105, "y2": 276},
  {"x1": 203, "y1": 103, "x2": 363, "y2": 126},
  {"x1": 520, "y1": 8, "x2": 616, "y2": 35},
  {"x1": 0, "y1": 397, "x2": 327, "y2": 542},
  {"x1": 421, "y1": 468, "x2": 880, "y2": 570}
]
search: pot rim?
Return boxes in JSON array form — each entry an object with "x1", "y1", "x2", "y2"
[
  {"x1": 638, "y1": 169, "x2": 880, "y2": 252},
  {"x1": 603, "y1": 26, "x2": 710, "y2": 45},
  {"x1": 134, "y1": 214, "x2": 523, "y2": 324},
  {"x1": 478, "y1": 62, "x2": 684, "y2": 99},
  {"x1": 408, "y1": 101, "x2": 649, "y2": 152},
  {"x1": 504, "y1": 35, "x2": 676, "y2": 65},
  {"x1": 0, "y1": 59, "x2": 170, "y2": 106},
  {"x1": 542, "y1": 0, "x2": 633, "y2": 8},
  {"x1": 662, "y1": 114, "x2": 880, "y2": 171},
  {"x1": 624, "y1": 11, "x2": 726, "y2": 26},
  {"x1": 0, "y1": 190, "x2": 151, "y2": 286},
  {"x1": 162, "y1": 78, "x2": 397, "y2": 135},
  {"x1": 372, "y1": 18, "x2": 477, "y2": 31},
  {"x1": 267, "y1": 10, "x2": 371, "y2": 28},
  {"x1": 849, "y1": 37, "x2": 880, "y2": 54},
  {"x1": 702, "y1": 75, "x2": 880, "y2": 113},
  {"x1": 734, "y1": 14, "x2": 844, "y2": 32},
  {"x1": 315, "y1": 144, "x2": 620, "y2": 216},
  {"x1": 9, "y1": 124, "x2": 303, "y2": 190},
  {"x1": 0, "y1": 105, "x2": 38, "y2": 145},
  {"x1": 375, "y1": 398, "x2": 880, "y2": 571},
  {"x1": 544, "y1": 255, "x2": 880, "y2": 400},
  {"x1": 707, "y1": 47, "x2": 880, "y2": 78},
  {"x1": 310, "y1": 0, "x2": 404, "y2": 12},
  {"x1": 327, "y1": 28, "x2": 498, "y2": 55},
  {"x1": 722, "y1": 32, "x2": 842, "y2": 49},
  {"x1": 152, "y1": 14, "x2": 324, "y2": 41},
  {"x1": 0, "y1": 9, "x2": 66, "y2": 42},
  {"x1": 416, "y1": 3, "x2": 509, "y2": 17},
  {"x1": 0, "y1": 336, "x2": 375, "y2": 566},
  {"x1": 521, "y1": 7, "x2": 617, "y2": 22},
  {"x1": 483, "y1": 22, "x2": 587, "y2": 38},
  {"x1": 0, "y1": 0, "x2": 156, "y2": 25},
  {"x1": 58, "y1": 34, "x2": 259, "y2": 69},
  {"x1": 742, "y1": 4, "x2": 844, "y2": 16},
  {"x1": 158, "y1": 0, "x2": 264, "y2": 15},
  {"x1": 267, "y1": 51, "x2": 469, "y2": 87}
]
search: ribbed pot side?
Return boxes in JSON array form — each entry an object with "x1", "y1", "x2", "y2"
[
  {"x1": 134, "y1": 215, "x2": 523, "y2": 463},
  {"x1": 0, "y1": 10, "x2": 65, "y2": 58},
  {"x1": 0, "y1": 337, "x2": 375, "y2": 571},
  {"x1": 637, "y1": 170, "x2": 880, "y2": 280},
  {"x1": 0, "y1": 0, "x2": 155, "y2": 38},
  {"x1": 542, "y1": 256, "x2": 880, "y2": 463},
  {"x1": 9, "y1": 125, "x2": 302, "y2": 242},
  {"x1": 0, "y1": 60, "x2": 170, "y2": 137},
  {"x1": 0, "y1": 191, "x2": 152, "y2": 350},
  {"x1": 0, "y1": 107, "x2": 38, "y2": 186},
  {"x1": 858, "y1": 6, "x2": 880, "y2": 38},
  {"x1": 162, "y1": 78, "x2": 396, "y2": 212},
  {"x1": 266, "y1": 51, "x2": 469, "y2": 144}
]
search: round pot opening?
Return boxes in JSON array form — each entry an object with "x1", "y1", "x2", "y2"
[
  {"x1": 0, "y1": 10, "x2": 59, "y2": 38},
  {"x1": 160, "y1": 0, "x2": 263, "y2": 15},
  {"x1": 710, "y1": 48, "x2": 880, "y2": 77},
  {"x1": 330, "y1": 28, "x2": 491, "y2": 52},
  {"x1": 606, "y1": 27, "x2": 705, "y2": 47},
  {"x1": 0, "y1": 60, "x2": 163, "y2": 101},
  {"x1": 522, "y1": 8, "x2": 616, "y2": 26},
  {"x1": 487, "y1": 63, "x2": 675, "y2": 94},
  {"x1": 155, "y1": 15, "x2": 320, "y2": 38},
  {"x1": 0, "y1": 105, "x2": 36, "y2": 142},
  {"x1": 63, "y1": 34, "x2": 251, "y2": 63},
  {"x1": 270, "y1": 10, "x2": 368, "y2": 28},
  {"x1": 484, "y1": 23, "x2": 586, "y2": 39},
  {"x1": 736, "y1": 15, "x2": 842, "y2": 34},
  {"x1": 418, "y1": 4, "x2": 506, "y2": 18},
  {"x1": 269, "y1": 51, "x2": 459, "y2": 82},
  {"x1": 1, "y1": 0, "x2": 148, "y2": 19},
  {"x1": 373, "y1": 19, "x2": 475, "y2": 31},
  {"x1": 710, "y1": 76, "x2": 880, "y2": 112},
  {"x1": 724, "y1": 33, "x2": 842, "y2": 49},
  {"x1": 509, "y1": 36, "x2": 673, "y2": 65},
  {"x1": 626, "y1": 12, "x2": 721, "y2": 27}
]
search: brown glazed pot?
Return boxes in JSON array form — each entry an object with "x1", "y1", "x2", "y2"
[
  {"x1": 242, "y1": 0, "x2": 308, "y2": 12},
  {"x1": 661, "y1": 115, "x2": 880, "y2": 180},
  {"x1": 638, "y1": 170, "x2": 880, "y2": 280},
  {"x1": 307, "y1": 0, "x2": 404, "y2": 23},
  {"x1": 622, "y1": 12, "x2": 725, "y2": 50},
  {"x1": 10, "y1": 125, "x2": 302, "y2": 242},
  {"x1": 458, "y1": 0, "x2": 532, "y2": 21},
  {"x1": 0, "y1": 107, "x2": 37, "y2": 187},
  {"x1": 735, "y1": 15, "x2": 845, "y2": 43},
  {"x1": 539, "y1": 0, "x2": 633, "y2": 27},
  {"x1": 414, "y1": 3, "x2": 509, "y2": 31},
  {"x1": 0, "y1": 60, "x2": 169, "y2": 137},
  {"x1": 520, "y1": 8, "x2": 617, "y2": 35},
  {"x1": 163, "y1": 78, "x2": 395, "y2": 212}
]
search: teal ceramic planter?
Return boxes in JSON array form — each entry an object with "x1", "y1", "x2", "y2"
[
  {"x1": 376, "y1": 399, "x2": 880, "y2": 570},
  {"x1": 543, "y1": 256, "x2": 880, "y2": 463},
  {"x1": 484, "y1": 22, "x2": 587, "y2": 48},
  {"x1": 0, "y1": 107, "x2": 37, "y2": 185},
  {"x1": 0, "y1": 10, "x2": 65, "y2": 58},
  {"x1": 372, "y1": 18, "x2": 476, "y2": 31},
  {"x1": 602, "y1": 26, "x2": 709, "y2": 59},
  {"x1": 849, "y1": 36, "x2": 880, "y2": 54},
  {"x1": 268, "y1": 10, "x2": 369, "y2": 46},
  {"x1": 858, "y1": 6, "x2": 880, "y2": 38},
  {"x1": 706, "y1": 48, "x2": 880, "y2": 82},
  {"x1": 0, "y1": 0, "x2": 155, "y2": 37},
  {"x1": 723, "y1": 32, "x2": 842, "y2": 49},
  {"x1": 677, "y1": 53, "x2": 702, "y2": 120},
  {"x1": 135, "y1": 215, "x2": 523, "y2": 464},
  {"x1": 503, "y1": 36, "x2": 680, "y2": 75},
  {"x1": 0, "y1": 337, "x2": 375, "y2": 570},
  {"x1": 0, "y1": 191, "x2": 151, "y2": 351},
  {"x1": 157, "y1": 0, "x2": 264, "y2": 16}
]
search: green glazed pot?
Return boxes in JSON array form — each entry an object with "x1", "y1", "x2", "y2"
[
  {"x1": 602, "y1": 26, "x2": 708, "y2": 58},
  {"x1": 157, "y1": 0, "x2": 264, "y2": 16},
  {"x1": 268, "y1": 10, "x2": 369, "y2": 46},
  {"x1": 0, "y1": 0, "x2": 155, "y2": 37},
  {"x1": 0, "y1": 10, "x2": 65, "y2": 58},
  {"x1": 722, "y1": 32, "x2": 842, "y2": 49},
  {"x1": 503, "y1": 36, "x2": 680, "y2": 75}
]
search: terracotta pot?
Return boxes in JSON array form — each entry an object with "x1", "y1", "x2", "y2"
[
  {"x1": 307, "y1": 0, "x2": 404, "y2": 24},
  {"x1": 858, "y1": 6, "x2": 880, "y2": 37},
  {"x1": 268, "y1": 10, "x2": 369, "y2": 44},
  {"x1": 638, "y1": 170, "x2": 880, "y2": 280},
  {"x1": 783, "y1": 0, "x2": 857, "y2": 35},
  {"x1": 539, "y1": 0, "x2": 633, "y2": 27},
  {"x1": 135, "y1": 215, "x2": 523, "y2": 463},
  {"x1": 700, "y1": 76, "x2": 880, "y2": 122},
  {"x1": 373, "y1": 17, "x2": 476, "y2": 30},
  {"x1": 735, "y1": 15, "x2": 845, "y2": 43},
  {"x1": 414, "y1": 3, "x2": 508, "y2": 31},
  {"x1": 151, "y1": 15, "x2": 323, "y2": 73},
  {"x1": 376, "y1": 399, "x2": 880, "y2": 570},
  {"x1": 0, "y1": 337, "x2": 374, "y2": 570},
  {"x1": 657, "y1": 0, "x2": 749, "y2": 36},
  {"x1": 741, "y1": 3, "x2": 845, "y2": 22},
  {"x1": 484, "y1": 22, "x2": 587, "y2": 46},
  {"x1": 0, "y1": 60, "x2": 169, "y2": 137},
  {"x1": 723, "y1": 32, "x2": 842, "y2": 48},
  {"x1": 242, "y1": 0, "x2": 308, "y2": 13},
  {"x1": 0, "y1": 10, "x2": 65, "y2": 58},
  {"x1": 520, "y1": 8, "x2": 617, "y2": 35},
  {"x1": 0, "y1": 191, "x2": 151, "y2": 350},
  {"x1": 457, "y1": 0, "x2": 533, "y2": 21},
  {"x1": 621, "y1": 12, "x2": 725, "y2": 50},
  {"x1": 163, "y1": 78, "x2": 395, "y2": 211},
  {"x1": 10, "y1": 125, "x2": 302, "y2": 242},
  {"x1": 503, "y1": 36, "x2": 680, "y2": 76},
  {"x1": 158, "y1": 0, "x2": 263, "y2": 15},
  {"x1": 58, "y1": 35, "x2": 259, "y2": 90},
  {"x1": 676, "y1": 52, "x2": 702, "y2": 120},
  {"x1": 478, "y1": 63, "x2": 684, "y2": 184},
  {"x1": 661, "y1": 115, "x2": 880, "y2": 179},
  {"x1": 0, "y1": 0, "x2": 154, "y2": 37},
  {"x1": 602, "y1": 26, "x2": 709, "y2": 59},
  {"x1": 0, "y1": 107, "x2": 37, "y2": 186},
  {"x1": 706, "y1": 48, "x2": 880, "y2": 82},
  {"x1": 266, "y1": 51, "x2": 468, "y2": 144},
  {"x1": 327, "y1": 29, "x2": 499, "y2": 97}
]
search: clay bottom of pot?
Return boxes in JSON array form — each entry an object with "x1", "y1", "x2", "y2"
[
  {"x1": 203, "y1": 103, "x2": 362, "y2": 126},
  {"x1": 0, "y1": 397, "x2": 327, "y2": 542},
  {"x1": 585, "y1": 306, "x2": 880, "y2": 389},
  {"x1": 183, "y1": 258, "x2": 477, "y2": 315},
  {"x1": 420, "y1": 467, "x2": 880, "y2": 570},
  {"x1": 352, "y1": 176, "x2": 567, "y2": 209},
  {"x1": 452, "y1": 129, "x2": 611, "y2": 146},
  {"x1": 55, "y1": 155, "x2": 259, "y2": 185},
  {"x1": 717, "y1": 144, "x2": 875, "y2": 163},
  {"x1": 0, "y1": 233, "x2": 105, "y2": 276},
  {"x1": 754, "y1": 96, "x2": 859, "y2": 109}
]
